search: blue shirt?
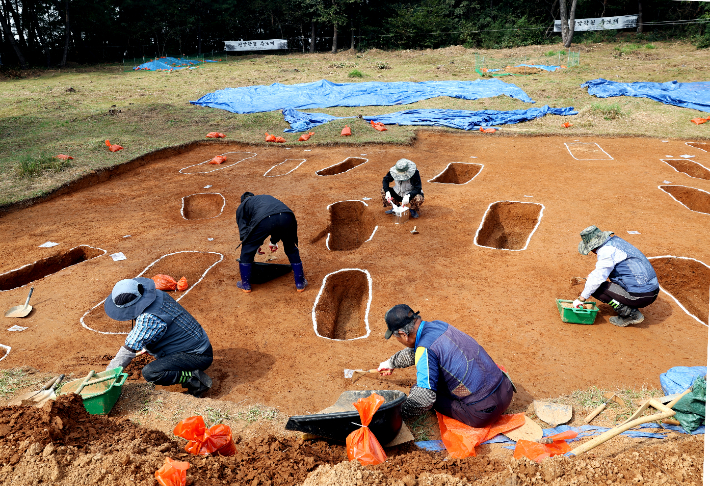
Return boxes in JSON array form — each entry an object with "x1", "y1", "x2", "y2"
[{"x1": 125, "y1": 313, "x2": 168, "y2": 351}]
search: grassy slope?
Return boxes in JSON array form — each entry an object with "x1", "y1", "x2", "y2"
[{"x1": 1, "y1": 41, "x2": 709, "y2": 206}]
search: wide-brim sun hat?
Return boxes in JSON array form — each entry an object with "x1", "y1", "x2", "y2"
[
  {"x1": 104, "y1": 277, "x2": 158, "y2": 321},
  {"x1": 578, "y1": 225, "x2": 614, "y2": 255},
  {"x1": 390, "y1": 159, "x2": 416, "y2": 181}
]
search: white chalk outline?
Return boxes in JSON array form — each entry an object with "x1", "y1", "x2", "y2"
[
  {"x1": 648, "y1": 255, "x2": 709, "y2": 327},
  {"x1": 564, "y1": 142, "x2": 614, "y2": 160},
  {"x1": 658, "y1": 185, "x2": 710, "y2": 216},
  {"x1": 179, "y1": 151, "x2": 257, "y2": 174},
  {"x1": 312, "y1": 268, "x2": 372, "y2": 341},
  {"x1": 80, "y1": 251, "x2": 224, "y2": 335},
  {"x1": 0, "y1": 344, "x2": 9, "y2": 362},
  {"x1": 685, "y1": 141, "x2": 708, "y2": 153},
  {"x1": 264, "y1": 158, "x2": 307, "y2": 177},
  {"x1": 660, "y1": 159, "x2": 710, "y2": 181},
  {"x1": 324, "y1": 200, "x2": 375, "y2": 251},
  {"x1": 473, "y1": 201, "x2": 545, "y2": 251},
  {"x1": 315, "y1": 157, "x2": 368, "y2": 177},
  {"x1": 428, "y1": 162, "x2": 484, "y2": 184},
  {"x1": 0, "y1": 245, "x2": 107, "y2": 292},
  {"x1": 180, "y1": 192, "x2": 226, "y2": 220}
]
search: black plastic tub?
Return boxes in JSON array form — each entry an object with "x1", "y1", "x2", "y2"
[{"x1": 285, "y1": 390, "x2": 406, "y2": 444}]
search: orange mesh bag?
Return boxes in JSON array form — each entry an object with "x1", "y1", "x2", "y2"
[
  {"x1": 155, "y1": 457, "x2": 190, "y2": 486},
  {"x1": 274, "y1": 136, "x2": 286, "y2": 143},
  {"x1": 691, "y1": 118, "x2": 708, "y2": 125},
  {"x1": 346, "y1": 393, "x2": 387, "y2": 466},
  {"x1": 265, "y1": 132, "x2": 277, "y2": 142},
  {"x1": 437, "y1": 412, "x2": 525, "y2": 459},
  {"x1": 513, "y1": 430, "x2": 577, "y2": 462},
  {"x1": 206, "y1": 132, "x2": 226, "y2": 138},
  {"x1": 177, "y1": 276, "x2": 188, "y2": 291},
  {"x1": 56, "y1": 154, "x2": 74, "y2": 160},
  {"x1": 479, "y1": 127, "x2": 496, "y2": 133},
  {"x1": 298, "y1": 132, "x2": 314, "y2": 141},
  {"x1": 209, "y1": 155, "x2": 227, "y2": 165},
  {"x1": 199, "y1": 424, "x2": 237, "y2": 456},
  {"x1": 153, "y1": 274, "x2": 177, "y2": 291},
  {"x1": 105, "y1": 140, "x2": 124, "y2": 152},
  {"x1": 370, "y1": 120, "x2": 387, "y2": 131},
  {"x1": 341, "y1": 126, "x2": 352, "y2": 136}
]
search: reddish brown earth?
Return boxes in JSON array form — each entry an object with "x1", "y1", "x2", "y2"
[
  {"x1": 659, "y1": 184, "x2": 710, "y2": 214},
  {"x1": 662, "y1": 159, "x2": 710, "y2": 180}
]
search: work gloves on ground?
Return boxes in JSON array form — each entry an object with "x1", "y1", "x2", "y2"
[
  {"x1": 378, "y1": 359, "x2": 394, "y2": 376},
  {"x1": 572, "y1": 299, "x2": 584, "y2": 309},
  {"x1": 268, "y1": 243, "x2": 279, "y2": 252}
]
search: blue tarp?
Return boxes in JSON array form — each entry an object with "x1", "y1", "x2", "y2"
[
  {"x1": 487, "y1": 64, "x2": 563, "y2": 73},
  {"x1": 582, "y1": 79, "x2": 710, "y2": 113},
  {"x1": 134, "y1": 57, "x2": 201, "y2": 71},
  {"x1": 660, "y1": 366, "x2": 707, "y2": 395},
  {"x1": 282, "y1": 106, "x2": 577, "y2": 132},
  {"x1": 190, "y1": 79, "x2": 536, "y2": 114}
]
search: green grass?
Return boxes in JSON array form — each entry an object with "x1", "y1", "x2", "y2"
[
  {"x1": 15, "y1": 152, "x2": 72, "y2": 178},
  {"x1": 347, "y1": 69, "x2": 364, "y2": 78},
  {"x1": 0, "y1": 369, "x2": 35, "y2": 397},
  {"x1": 590, "y1": 102, "x2": 625, "y2": 120},
  {"x1": 204, "y1": 407, "x2": 231, "y2": 425},
  {"x1": 407, "y1": 412, "x2": 436, "y2": 441},
  {"x1": 614, "y1": 43, "x2": 642, "y2": 54},
  {"x1": 237, "y1": 406, "x2": 278, "y2": 424}
]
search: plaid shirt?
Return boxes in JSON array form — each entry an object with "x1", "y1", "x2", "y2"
[{"x1": 124, "y1": 313, "x2": 169, "y2": 351}]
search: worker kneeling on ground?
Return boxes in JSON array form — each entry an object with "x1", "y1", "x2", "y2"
[
  {"x1": 104, "y1": 277, "x2": 213, "y2": 397},
  {"x1": 377, "y1": 304, "x2": 514, "y2": 427},
  {"x1": 382, "y1": 158, "x2": 424, "y2": 219},
  {"x1": 574, "y1": 225, "x2": 659, "y2": 327},
  {"x1": 236, "y1": 192, "x2": 307, "y2": 293}
]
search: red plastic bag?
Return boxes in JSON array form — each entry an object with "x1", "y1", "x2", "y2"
[
  {"x1": 370, "y1": 120, "x2": 387, "y2": 131},
  {"x1": 206, "y1": 132, "x2": 226, "y2": 138},
  {"x1": 208, "y1": 155, "x2": 227, "y2": 165},
  {"x1": 155, "y1": 457, "x2": 190, "y2": 486},
  {"x1": 513, "y1": 430, "x2": 577, "y2": 462},
  {"x1": 274, "y1": 136, "x2": 286, "y2": 143},
  {"x1": 298, "y1": 132, "x2": 314, "y2": 141},
  {"x1": 265, "y1": 132, "x2": 277, "y2": 142},
  {"x1": 479, "y1": 127, "x2": 497, "y2": 133},
  {"x1": 346, "y1": 393, "x2": 387, "y2": 465},
  {"x1": 56, "y1": 154, "x2": 74, "y2": 160},
  {"x1": 437, "y1": 412, "x2": 525, "y2": 459},
  {"x1": 153, "y1": 274, "x2": 177, "y2": 291},
  {"x1": 173, "y1": 416, "x2": 237, "y2": 456},
  {"x1": 341, "y1": 126, "x2": 352, "y2": 136},
  {"x1": 561, "y1": 122, "x2": 572, "y2": 128},
  {"x1": 177, "y1": 276, "x2": 188, "y2": 291},
  {"x1": 691, "y1": 118, "x2": 708, "y2": 125},
  {"x1": 105, "y1": 139, "x2": 124, "y2": 152}
]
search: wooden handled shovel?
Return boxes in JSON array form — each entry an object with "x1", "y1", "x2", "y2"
[
  {"x1": 584, "y1": 393, "x2": 618, "y2": 424},
  {"x1": 9, "y1": 374, "x2": 60, "y2": 406},
  {"x1": 343, "y1": 368, "x2": 379, "y2": 383}
]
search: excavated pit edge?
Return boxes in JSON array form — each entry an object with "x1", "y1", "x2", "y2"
[
  {"x1": 315, "y1": 157, "x2": 369, "y2": 177},
  {"x1": 648, "y1": 255, "x2": 709, "y2": 327},
  {"x1": 179, "y1": 151, "x2": 257, "y2": 174},
  {"x1": 473, "y1": 201, "x2": 545, "y2": 251},
  {"x1": 564, "y1": 142, "x2": 614, "y2": 160},
  {"x1": 311, "y1": 268, "x2": 372, "y2": 341},
  {"x1": 427, "y1": 162, "x2": 484, "y2": 184},
  {"x1": 658, "y1": 185, "x2": 710, "y2": 216},
  {"x1": 180, "y1": 192, "x2": 227, "y2": 220},
  {"x1": 264, "y1": 159, "x2": 307, "y2": 177}
]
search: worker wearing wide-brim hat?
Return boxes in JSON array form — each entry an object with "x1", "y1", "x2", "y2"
[
  {"x1": 381, "y1": 158, "x2": 424, "y2": 219},
  {"x1": 104, "y1": 277, "x2": 213, "y2": 397},
  {"x1": 573, "y1": 225, "x2": 660, "y2": 327}
]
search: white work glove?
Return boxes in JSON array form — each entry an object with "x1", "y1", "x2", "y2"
[
  {"x1": 572, "y1": 299, "x2": 584, "y2": 309},
  {"x1": 402, "y1": 194, "x2": 410, "y2": 206},
  {"x1": 378, "y1": 359, "x2": 394, "y2": 376},
  {"x1": 385, "y1": 191, "x2": 393, "y2": 203},
  {"x1": 268, "y1": 242, "x2": 279, "y2": 252},
  {"x1": 107, "y1": 346, "x2": 136, "y2": 371}
]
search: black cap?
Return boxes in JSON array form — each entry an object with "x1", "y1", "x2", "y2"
[
  {"x1": 384, "y1": 304, "x2": 420, "y2": 339},
  {"x1": 241, "y1": 191, "x2": 255, "y2": 203}
]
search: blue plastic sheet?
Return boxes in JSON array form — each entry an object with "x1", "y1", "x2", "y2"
[
  {"x1": 582, "y1": 79, "x2": 710, "y2": 113},
  {"x1": 133, "y1": 57, "x2": 201, "y2": 71},
  {"x1": 415, "y1": 440, "x2": 447, "y2": 451},
  {"x1": 660, "y1": 366, "x2": 707, "y2": 395},
  {"x1": 488, "y1": 64, "x2": 563, "y2": 73},
  {"x1": 282, "y1": 106, "x2": 576, "y2": 132},
  {"x1": 191, "y1": 79, "x2": 535, "y2": 114}
]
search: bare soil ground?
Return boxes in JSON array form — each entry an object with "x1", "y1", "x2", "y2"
[{"x1": 0, "y1": 131, "x2": 706, "y2": 484}]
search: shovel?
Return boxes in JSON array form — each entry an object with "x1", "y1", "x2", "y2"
[
  {"x1": 33, "y1": 374, "x2": 65, "y2": 407},
  {"x1": 344, "y1": 368, "x2": 379, "y2": 383},
  {"x1": 5, "y1": 287, "x2": 34, "y2": 318},
  {"x1": 8, "y1": 374, "x2": 61, "y2": 406}
]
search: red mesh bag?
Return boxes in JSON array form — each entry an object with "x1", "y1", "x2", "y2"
[
  {"x1": 274, "y1": 136, "x2": 286, "y2": 143},
  {"x1": 206, "y1": 132, "x2": 226, "y2": 138},
  {"x1": 153, "y1": 274, "x2": 177, "y2": 291},
  {"x1": 105, "y1": 140, "x2": 124, "y2": 152},
  {"x1": 209, "y1": 155, "x2": 227, "y2": 165},
  {"x1": 341, "y1": 126, "x2": 352, "y2": 136},
  {"x1": 155, "y1": 457, "x2": 190, "y2": 486},
  {"x1": 265, "y1": 132, "x2": 277, "y2": 142},
  {"x1": 370, "y1": 120, "x2": 387, "y2": 131},
  {"x1": 56, "y1": 154, "x2": 74, "y2": 160},
  {"x1": 346, "y1": 393, "x2": 387, "y2": 466},
  {"x1": 513, "y1": 430, "x2": 577, "y2": 462},
  {"x1": 298, "y1": 132, "x2": 314, "y2": 141},
  {"x1": 177, "y1": 276, "x2": 188, "y2": 291},
  {"x1": 437, "y1": 412, "x2": 525, "y2": 459}
]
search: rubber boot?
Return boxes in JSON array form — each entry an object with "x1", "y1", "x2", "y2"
[
  {"x1": 609, "y1": 305, "x2": 643, "y2": 327},
  {"x1": 185, "y1": 370, "x2": 212, "y2": 398},
  {"x1": 237, "y1": 262, "x2": 252, "y2": 293},
  {"x1": 291, "y1": 262, "x2": 308, "y2": 292}
]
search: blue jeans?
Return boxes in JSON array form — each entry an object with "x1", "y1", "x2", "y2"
[{"x1": 142, "y1": 345, "x2": 213, "y2": 386}]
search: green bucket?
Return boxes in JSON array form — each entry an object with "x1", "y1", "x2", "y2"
[
  {"x1": 556, "y1": 299, "x2": 599, "y2": 325},
  {"x1": 60, "y1": 367, "x2": 128, "y2": 415}
]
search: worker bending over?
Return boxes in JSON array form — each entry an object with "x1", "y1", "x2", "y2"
[
  {"x1": 104, "y1": 277, "x2": 213, "y2": 397},
  {"x1": 381, "y1": 159, "x2": 424, "y2": 219},
  {"x1": 574, "y1": 225, "x2": 659, "y2": 327},
  {"x1": 236, "y1": 192, "x2": 307, "y2": 293},
  {"x1": 377, "y1": 304, "x2": 514, "y2": 427}
]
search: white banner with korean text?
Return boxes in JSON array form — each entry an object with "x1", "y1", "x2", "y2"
[
  {"x1": 225, "y1": 39, "x2": 288, "y2": 51},
  {"x1": 554, "y1": 15, "x2": 638, "y2": 32}
]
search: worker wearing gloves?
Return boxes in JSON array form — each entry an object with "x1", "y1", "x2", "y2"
[
  {"x1": 381, "y1": 158, "x2": 424, "y2": 219},
  {"x1": 377, "y1": 304, "x2": 514, "y2": 427},
  {"x1": 236, "y1": 192, "x2": 307, "y2": 293},
  {"x1": 104, "y1": 277, "x2": 213, "y2": 397},
  {"x1": 573, "y1": 225, "x2": 659, "y2": 327}
]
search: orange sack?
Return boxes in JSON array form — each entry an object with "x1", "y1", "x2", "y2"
[
  {"x1": 209, "y1": 155, "x2": 227, "y2": 165},
  {"x1": 265, "y1": 132, "x2": 277, "y2": 142},
  {"x1": 346, "y1": 393, "x2": 387, "y2": 466},
  {"x1": 173, "y1": 416, "x2": 237, "y2": 457},
  {"x1": 370, "y1": 120, "x2": 388, "y2": 131},
  {"x1": 177, "y1": 276, "x2": 188, "y2": 291},
  {"x1": 691, "y1": 118, "x2": 708, "y2": 125},
  {"x1": 437, "y1": 412, "x2": 525, "y2": 459},
  {"x1": 56, "y1": 154, "x2": 74, "y2": 160},
  {"x1": 274, "y1": 136, "x2": 286, "y2": 143},
  {"x1": 561, "y1": 122, "x2": 572, "y2": 128},
  {"x1": 206, "y1": 132, "x2": 226, "y2": 138},
  {"x1": 152, "y1": 274, "x2": 177, "y2": 291},
  {"x1": 105, "y1": 140, "x2": 124, "y2": 152},
  {"x1": 155, "y1": 457, "x2": 190, "y2": 486},
  {"x1": 298, "y1": 132, "x2": 315, "y2": 141},
  {"x1": 479, "y1": 127, "x2": 497, "y2": 133},
  {"x1": 341, "y1": 126, "x2": 352, "y2": 136},
  {"x1": 513, "y1": 430, "x2": 577, "y2": 462}
]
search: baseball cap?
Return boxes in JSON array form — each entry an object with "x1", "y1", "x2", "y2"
[{"x1": 384, "y1": 304, "x2": 420, "y2": 339}]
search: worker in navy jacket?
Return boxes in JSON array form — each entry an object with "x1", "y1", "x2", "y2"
[{"x1": 377, "y1": 304, "x2": 515, "y2": 427}]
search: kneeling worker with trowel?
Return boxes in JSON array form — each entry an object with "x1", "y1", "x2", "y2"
[
  {"x1": 382, "y1": 159, "x2": 424, "y2": 219},
  {"x1": 377, "y1": 304, "x2": 515, "y2": 427},
  {"x1": 104, "y1": 277, "x2": 213, "y2": 397},
  {"x1": 573, "y1": 225, "x2": 659, "y2": 327}
]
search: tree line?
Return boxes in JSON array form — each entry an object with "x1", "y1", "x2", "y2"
[{"x1": 1, "y1": 0, "x2": 708, "y2": 68}]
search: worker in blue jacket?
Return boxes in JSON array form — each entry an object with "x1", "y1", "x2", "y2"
[
  {"x1": 573, "y1": 225, "x2": 659, "y2": 327},
  {"x1": 377, "y1": 304, "x2": 515, "y2": 427},
  {"x1": 104, "y1": 277, "x2": 213, "y2": 397}
]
